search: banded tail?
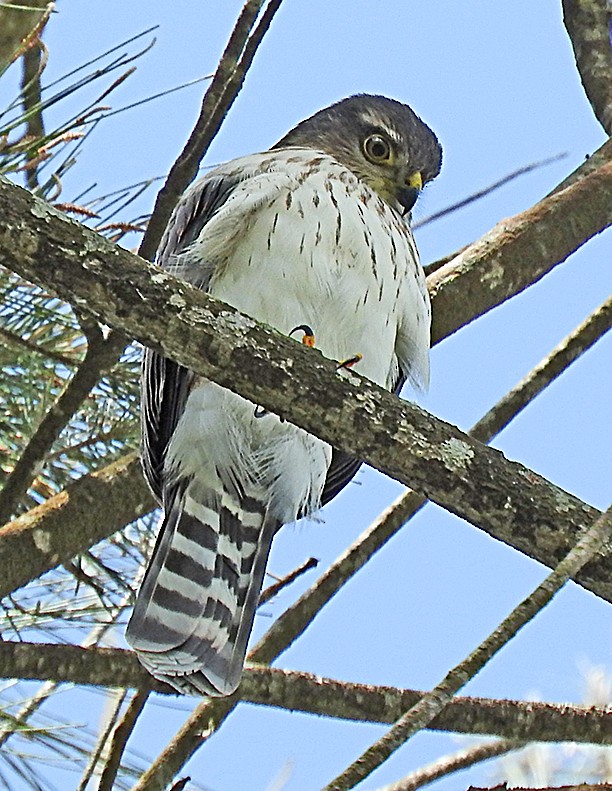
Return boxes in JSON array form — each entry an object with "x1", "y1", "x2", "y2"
[{"x1": 126, "y1": 481, "x2": 278, "y2": 695}]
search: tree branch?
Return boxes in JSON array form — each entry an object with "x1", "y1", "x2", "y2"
[
  {"x1": 259, "y1": 557, "x2": 319, "y2": 606},
  {"x1": 0, "y1": 452, "x2": 154, "y2": 598},
  {"x1": 0, "y1": 643, "x2": 610, "y2": 747},
  {"x1": 97, "y1": 688, "x2": 150, "y2": 791},
  {"x1": 1, "y1": 172, "x2": 610, "y2": 601},
  {"x1": 250, "y1": 290, "x2": 612, "y2": 665},
  {"x1": 426, "y1": 160, "x2": 612, "y2": 344},
  {"x1": 562, "y1": 0, "x2": 612, "y2": 135},
  {"x1": 469, "y1": 292, "x2": 612, "y2": 441},
  {"x1": 375, "y1": 739, "x2": 526, "y2": 791},
  {"x1": 468, "y1": 785, "x2": 612, "y2": 791},
  {"x1": 323, "y1": 504, "x2": 612, "y2": 789},
  {"x1": 20, "y1": 40, "x2": 46, "y2": 190},
  {"x1": 0, "y1": 265, "x2": 606, "y2": 652},
  {"x1": 0, "y1": 323, "x2": 76, "y2": 366}
]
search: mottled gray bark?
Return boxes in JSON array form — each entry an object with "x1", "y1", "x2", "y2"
[{"x1": 1, "y1": 172, "x2": 611, "y2": 603}]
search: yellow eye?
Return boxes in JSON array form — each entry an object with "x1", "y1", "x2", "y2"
[{"x1": 363, "y1": 134, "x2": 392, "y2": 163}]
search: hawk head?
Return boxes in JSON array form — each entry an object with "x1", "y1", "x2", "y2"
[{"x1": 273, "y1": 94, "x2": 442, "y2": 215}]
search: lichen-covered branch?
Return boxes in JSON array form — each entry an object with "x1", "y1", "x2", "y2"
[
  {"x1": 1, "y1": 173, "x2": 610, "y2": 602},
  {"x1": 562, "y1": 0, "x2": 612, "y2": 135},
  {"x1": 3, "y1": 238, "x2": 609, "y2": 620},
  {"x1": 375, "y1": 739, "x2": 525, "y2": 791},
  {"x1": 251, "y1": 291, "x2": 612, "y2": 666}
]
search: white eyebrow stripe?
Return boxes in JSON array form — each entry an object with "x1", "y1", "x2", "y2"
[{"x1": 358, "y1": 110, "x2": 403, "y2": 144}]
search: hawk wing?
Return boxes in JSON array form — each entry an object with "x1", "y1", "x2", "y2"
[{"x1": 140, "y1": 176, "x2": 235, "y2": 502}]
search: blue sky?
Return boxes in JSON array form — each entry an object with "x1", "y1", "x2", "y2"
[{"x1": 5, "y1": 1, "x2": 612, "y2": 789}]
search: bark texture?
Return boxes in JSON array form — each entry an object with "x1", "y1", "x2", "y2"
[{"x1": 0, "y1": 174, "x2": 611, "y2": 603}]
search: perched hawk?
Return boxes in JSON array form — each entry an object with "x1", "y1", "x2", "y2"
[{"x1": 127, "y1": 95, "x2": 442, "y2": 695}]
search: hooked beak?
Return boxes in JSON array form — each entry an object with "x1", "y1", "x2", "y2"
[{"x1": 397, "y1": 171, "x2": 423, "y2": 215}]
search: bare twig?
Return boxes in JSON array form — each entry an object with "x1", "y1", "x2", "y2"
[
  {"x1": 76, "y1": 689, "x2": 129, "y2": 791},
  {"x1": 0, "y1": 680, "x2": 56, "y2": 750},
  {"x1": 132, "y1": 694, "x2": 239, "y2": 791},
  {"x1": 0, "y1": 324, "x2": 76, "y2": 365},
  {"x1": 469, "y1": 292, "x2": 612, "y2": 442},
  {"x1": 413, "y1": 154, "x2": 566, "y2": 229},
  {"x1": 562, "y1": 0, "x2": 612, "y2": 135},
  {"x1": 322, "y1": 504, "x2": 612, "y2": 790},
  {"x1": 375, "y1": 739, "x2": 526, "y2": 791},
  {"x1": 259, "y1": 557, "x2": 318, "y2": 606},
  {"x1": 20, "y1": 40, "x2": 45, "y2": 190}
]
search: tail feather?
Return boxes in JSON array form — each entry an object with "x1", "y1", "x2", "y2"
[{"x1": 126, "y1": 483, "x2": 278, "y2": 695}]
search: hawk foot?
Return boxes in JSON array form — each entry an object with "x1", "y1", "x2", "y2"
[{"x1": 289, "y1": 324, "x2": 316, "y2": 347}]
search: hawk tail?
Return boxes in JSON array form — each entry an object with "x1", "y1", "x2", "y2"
[{"x1": 126, "y1": 481, "x2": 277, "y2": 696}]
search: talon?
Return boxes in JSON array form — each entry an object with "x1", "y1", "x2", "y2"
[
  {"x1": 254, "y1": 405, "x2": 284, "y2": 422},
  {"x1": 290, "y1": 324, "x2": 316, "y2": 347},
  {"x1": 337, "y1": 353, "x2": 363, "y2": 370}
]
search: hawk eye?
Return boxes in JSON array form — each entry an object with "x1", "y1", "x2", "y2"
[{"x1": 363, "y1": 134, "x2": 392, "y2": 163}]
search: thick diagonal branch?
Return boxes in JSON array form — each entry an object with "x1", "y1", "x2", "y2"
[
  {"x1": 1, "y1": 171, "x2": 610, "y2": 598},
  {"x1": 249, "y1": 293, "x2": 612, "y2": 666}
]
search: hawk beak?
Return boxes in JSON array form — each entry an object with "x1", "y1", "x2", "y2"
[{"x1": 397, "y1": 171, "x2": 423, "y2": 215}]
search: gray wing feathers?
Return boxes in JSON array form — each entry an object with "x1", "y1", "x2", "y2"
[{"x1": 140, "y1": 174, "x2": 240, "y2": 501}]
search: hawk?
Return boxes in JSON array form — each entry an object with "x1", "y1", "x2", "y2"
[{"x1": 126, "y1": 94, "x2": 442, "y2": 695}]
